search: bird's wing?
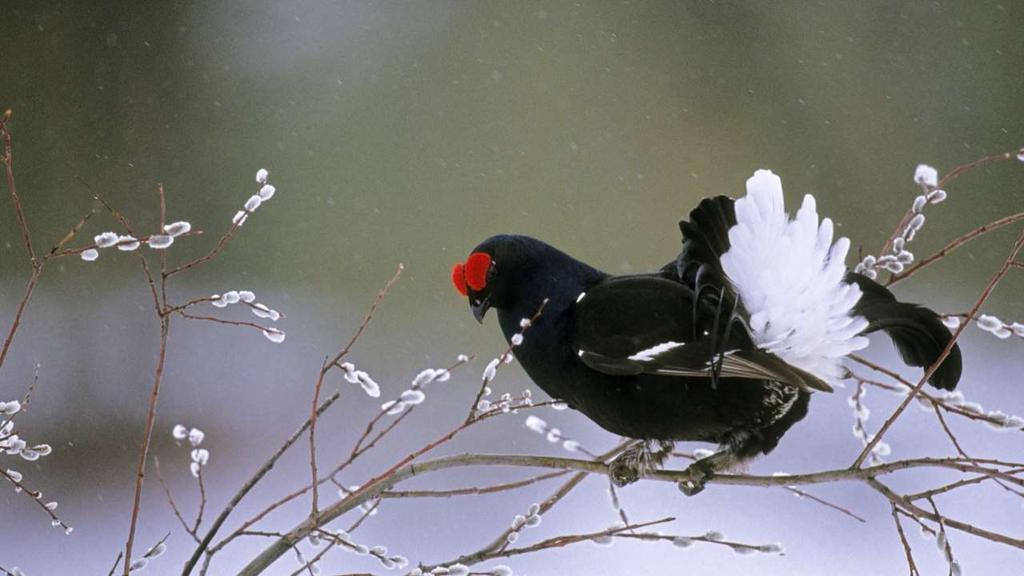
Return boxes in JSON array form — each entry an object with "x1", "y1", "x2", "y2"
[
  {"x1": 661, "y1": 195, "x2": 739, "y2": 301},
  {"x1": 570, "y1": 276, "x2": 833, "y2": 392}
]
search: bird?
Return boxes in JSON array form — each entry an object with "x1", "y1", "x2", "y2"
[{"x1": 451, "y1": 169, "x2": 962, "y2": 494}]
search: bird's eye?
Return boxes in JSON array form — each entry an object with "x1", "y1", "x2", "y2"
[{"x1": 473, "y1": 298, "x2": 482, "y2": 306}]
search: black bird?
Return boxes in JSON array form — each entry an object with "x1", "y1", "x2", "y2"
[{"x1": 452, "y1": 170, "x2": 961, "y2": 494}]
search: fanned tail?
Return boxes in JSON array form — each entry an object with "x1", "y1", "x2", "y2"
[
  {"x1": 666, "y1": 171, "x2": 964, "y2": 392},
  {"x1": 719, "y1": 170, "x2": 869, "y2": 385},
  {"x1": 846, "y1": 272, "x2": 962, "y2": 391}
]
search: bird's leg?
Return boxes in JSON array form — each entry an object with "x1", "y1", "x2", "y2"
[
  {"x1": 677, "y1": 447, "x2": 742, "y2": 496},
  {"x1": 608, "y1": 439, "x2": 675, "y2": 487}
]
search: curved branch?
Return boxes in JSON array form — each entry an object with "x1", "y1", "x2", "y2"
[{"x1": 237, "y1": 453, "x2": 1024, "y2": 574}]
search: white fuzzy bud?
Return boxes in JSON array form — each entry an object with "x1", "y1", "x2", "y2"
[
  {"x1": 976, "y1": 314, "x2": 1003, "y2": 332},
  {"x1": 447, "y1": 565, "x2": 470, "y2": 576},
  {"x1": 259, "y1": 184, "x2": 276, "y2": 201},
  {"x1": 927, "y1": 189, "x2": 947, "y2": 204},
  {"x1": 483, "y1": 358, "x2": 500, "y2": 383},
  {"x1": 117, "y1": 235, "x2": 141, "y2": 251},
  {"x1": 94, "y1": 232, "x2": 120, "y2": 248},
  {"x1": 672, "y1": 536, "x2": 694, "y2": 548},
  {"x1": 524, "y1": 415, "x2": 547, "y2": 434},
  {"x1": 172, "y1": 424, "x2": 188, "y2": 440},
  {"x1": 163, "y1": 221, "x2": 192, "y2": 237},
  {"x1": 357, "y1": 371, "x2": 380, "y2": 397},
  {"x1": 188, "y1": 428, "x2": 205, "y2": 446},
  {"x1": 914, "y1": 164, "x2": 939, "y2": 187},
  {"x1": 244, "y1": 195, "x2": 262, "y2": 211},
  {"x1": 412, "y1": 369, "x2": 438, "y2": 387},
  {"x1": 911, "y1": 195, "x2": 927, "y2": 213},
  {"x1": 147, "y1": 235, "x2": 174, "y2": 249},
  {"x1": 232, "y1": 211, "x2": 248, "y2": 226},
  {"x1": 263, "y1": 329, "x2": 286, "y2": 343},
  {"x1": 256, "y1": 168, "x2": 269, "y2": 183},
  {"x1": 400, "y1": 389, "x2": 426, "y2": 405},
  {"x1": 883, "y1": 260, "x2": 904, "y2": 274},
  {"x1": 80, "y1": 249, "x2": 99, "y2": 262},
  {"x1": 146, "y1": 542, "x2": 167, "y2": 558},
  {"x1": 510, "y1": 334, "x2": 524, "y2": 346}
]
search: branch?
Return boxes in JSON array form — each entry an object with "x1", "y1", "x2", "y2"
[
  {"x1": 888, "y1": 210, "x2": 1024, "y2": 286},
  {"x1": 181, "y1": 392, "x2": 343, "y2": 576},
  {"x1": 237, "y1": 452, "x2": 1024, "y2": 574}
]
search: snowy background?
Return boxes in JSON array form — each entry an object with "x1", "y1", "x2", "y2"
[{"x1": 2, "y1": 2, "x2": 1023, "y2": 574}]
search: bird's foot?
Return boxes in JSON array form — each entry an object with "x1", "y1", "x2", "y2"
[
  {"x1": 608, "y1": 440, "x2": 674, "y2": 487},
  {"x1": 677, "y1": 458, "x2": 715, "y2": 496},
  {"x1": 677, "y1": 449, "x2": 738, "y2": 496}
]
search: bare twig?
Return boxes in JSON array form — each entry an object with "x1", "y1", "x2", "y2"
[
  {"x1": 310, "y1": 264, "x2": 403, "y2": 522},
  {"x1": 888, "y1": 211, "x2": 1024, "y2": 286},
  {"x1": 122, "y1": 319, "x2": 171, "y2": 575},
  {"x1": 182, "y1": 392, "x2": 343, "y2": 575},
  {"x1": 890, "y1": 504, "x2": 921, "y2": 576}
]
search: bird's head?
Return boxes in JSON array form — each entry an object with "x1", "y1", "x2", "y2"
[{"x1": 451, "y1": 235, "x2": 555, "y2": 323}]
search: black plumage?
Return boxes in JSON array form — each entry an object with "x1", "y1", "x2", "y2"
[{"x1": 455, "y1": 196, "x2": 961, "y2": 492}]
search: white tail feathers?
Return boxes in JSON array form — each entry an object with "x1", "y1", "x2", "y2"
[{"x1": 721, "y1": 170, "x2": 869, "y2": 384}]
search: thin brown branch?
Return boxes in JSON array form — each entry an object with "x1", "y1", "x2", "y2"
[
  {"x1": 122, "y1": 319, "x2": 171, "y2": 575},
  {"x1": 878, "y1": 150, "x2": 1020, "y2": 257},
  {"x1": 311, "y1": 264, "x2": 403, "y2": 525},
  {"x1": 238, "y1": 449, "x2": 1024, "y2": 574},
  {"x1": 465, "y1": 298, "x2": 549, "y2": 424},
  {"x1": 1, "y1": 112, "x2": 37, "y2": 264},
  {"x1": 155, "y1": 457, "x2": 201, "y2": 543},
  {"x1": 182, "y1": 391, "x2": 343, "y2": 576},
  {"x1": 177, "y1": 310, "x2": 280, "y2": 335},
  {"x1": 869, "y1": 478, "x2": 1024, "y2": 549},
  {"x1": 847, "y1": 358, "x2": 1013, "y2": 428},
  {"x1": 890, "y1": 504, "x2": 921, "y2": 576},
  {"x1": 0, "y1": 267, "x2": 41, "y2": 371},
  {"x1": 888, "y1": 211, "x2": 1024, "y2": 286},
  {"x1": 381, "y1": 470, "x2": 570, "y2": 499},
  {"x1": 784, "y1": 486, "x2": 867, "y2": 523}
]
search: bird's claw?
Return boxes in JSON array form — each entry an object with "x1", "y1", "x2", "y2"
[
  {"x1": 677, "y1": 460, "x2": 714, "y2": 496},
  {"x1": 608, "y1": 440, "x2": 672, "y2": 487},
  {"x1": 609, "y1": 459, "x2": 641, "y2": 487}
]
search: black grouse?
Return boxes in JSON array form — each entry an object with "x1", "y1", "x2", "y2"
[{"x1": 452, "y1": 170, "x2": 961, "y2": 494}]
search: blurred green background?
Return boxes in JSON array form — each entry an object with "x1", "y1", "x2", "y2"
[{"x1": 1, "y1": 1, "x2": 1022, "y2": 575}]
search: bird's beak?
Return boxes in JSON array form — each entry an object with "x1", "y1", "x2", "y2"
[{"x1": 471, "y1": 298, "x2": 491, "y2": 324}]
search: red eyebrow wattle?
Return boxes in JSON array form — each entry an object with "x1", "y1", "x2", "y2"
[
  {"x1": 451, "y1": 263, "x2": 468, "y2": 296},
  {"x1": 464, "y1": 252, "x2": 491, "y2": 291}
]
